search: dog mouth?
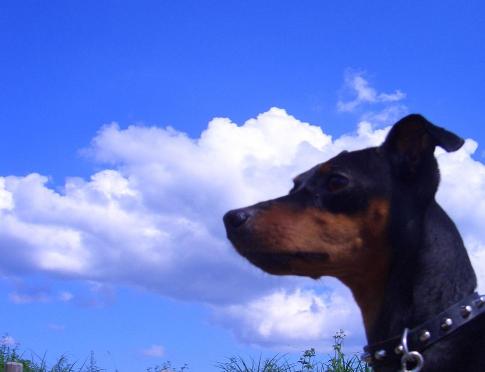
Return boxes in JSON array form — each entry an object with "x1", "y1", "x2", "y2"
[
  {"x1": 236, "y1": 249, "x2": 330, "y2": 276},
  {"x1": 249, "y1": 251, "x2": 330, "y2": 262},
  {"x1": 224, "y1": 210, "x2": 330, "y2": 276}
]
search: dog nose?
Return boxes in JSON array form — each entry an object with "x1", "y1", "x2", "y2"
[{"x1": 223, "y1": 209, "x2": 251, "y2": 229}]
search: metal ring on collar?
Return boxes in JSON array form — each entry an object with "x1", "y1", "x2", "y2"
[{"x1": 401, "y1": 351, "x2": 424, "y2": 372}]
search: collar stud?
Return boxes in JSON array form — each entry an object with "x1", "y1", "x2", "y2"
[
  {"x1": 374, "y1": 349, "x2": 386, "y2": 360},
  {"x1": 419, "y1": 330, "x2": 431, "y2": 342},
  {"x1": 440, "y1": 318, "x2": 453, "y2": 331},
  {"x1": 474, "y1": 296, "x2": 485, "y2": 308},
  {"x1": 394, "y1": 344, "x2": 404, "y2": 355},
  {"x1": 460, "y1": 305, "x2": 472, "y2": 318}
]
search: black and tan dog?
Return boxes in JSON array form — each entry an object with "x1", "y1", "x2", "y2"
[{"x1": 223, "y1": 114, "x2": 485, "y2": 371}]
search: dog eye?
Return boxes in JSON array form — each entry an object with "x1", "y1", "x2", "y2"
[{"x1": 326, "y1": 174, "x2": 349, "y2": 192}]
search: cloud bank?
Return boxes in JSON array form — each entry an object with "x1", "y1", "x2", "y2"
[{"x1": 1, "y1": 105, "x2": 484, "y2": 349}]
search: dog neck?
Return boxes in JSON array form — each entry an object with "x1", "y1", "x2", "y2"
[
  {"x1": 364, "y1": 200, "x2": 477, "y2": 344},
  {"x1": 340, "y1": 246, "x2": 390, "y2": 339}
]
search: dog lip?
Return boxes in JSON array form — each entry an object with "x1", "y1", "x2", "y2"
[
  {"x1": 235, "y1": 250, "x2": 330, "y2": 277},
  {"x1": 287, "y1": 252, "x2": 330, "y2": 261},
  {"x1": 240, "y1": 250, "x2": 329, "y2": 263}
]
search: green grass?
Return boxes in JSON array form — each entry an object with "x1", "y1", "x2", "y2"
[
  {"x1": 1, "y1": 331, "x2": 370, "y2": 372},
  {"x1": 0, "y1": 337, "x2": 102, "y2": 372},
  {"x1": 216, "y1": 331, "x2": 371, "y2": 372}
]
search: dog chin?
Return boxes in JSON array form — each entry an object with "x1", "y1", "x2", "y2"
[{"x1": 236, "y1": 249, "x2": 329, "y2": 279}]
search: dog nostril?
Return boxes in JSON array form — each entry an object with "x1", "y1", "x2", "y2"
[{"x1": 223, "y1": 209, "x2": 250, "y2": 228}]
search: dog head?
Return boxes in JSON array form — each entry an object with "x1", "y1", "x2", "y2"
[{"x1": 223, "y1": 114, "x2": 464, "y2": 282}]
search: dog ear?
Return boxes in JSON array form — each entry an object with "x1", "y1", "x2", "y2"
[{"x1": 381, "y1": 114, "x2": 464, "y2": 182}]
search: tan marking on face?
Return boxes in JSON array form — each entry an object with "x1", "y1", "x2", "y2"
[
  {"x1": 249, "y1": 199, "x2": 388, "y2": 270},
  {"x1": 318, "y1": 162, "x2": 332, "y2": 174},
  {"x1": 247, "y1": 198, "x2": 390, "y2": 335}
]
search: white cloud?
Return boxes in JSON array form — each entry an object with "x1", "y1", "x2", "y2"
[
  {"x1": 8, "y1": 289, "x2": 73, "y2": 304},
  {"x1": 9, "y1": 290, "x2": 50, "y2": 304},
  {"x1": 360, "y1": 104, "x2": 408, "y2": 127},
  {"x1": 337, "y1": 72, "x2": 406, "y2": 112},
  {"x1": 435, "y1": 140, "x2": 485, "y2": 289},
  {"x1": 436, "y1": 140, "x2": 485, "y2": 240},
  {"x1": 141, "y1": 344, "x2": 165, "y2": 357},
  {"x1": 0, "y1": 335, "x2": 16, "y2": 346},
  {"x1": 0, "y1": 106, "x2": 484, "y2": 349},
  {"x1": 212, "y1": 280, "x2": 363, "y2": 350},
  {"x1": 58, "y1": 291, "x2": 74, "y2": 302},
  {"x1": 0, "y1": 179, "x2": 14, "y2": 211},
  {"x1": 1, "y1": 108, "x2": 335, "y2": 305}
]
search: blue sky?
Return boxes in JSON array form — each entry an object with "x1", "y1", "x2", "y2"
[{"x1": 1, "y1": 1, "x2": 485, "y2": 371}]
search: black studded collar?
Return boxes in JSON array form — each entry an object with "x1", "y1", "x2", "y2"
[{"x1": 362, "y1": 292, "x2": 485, "y2": 367}]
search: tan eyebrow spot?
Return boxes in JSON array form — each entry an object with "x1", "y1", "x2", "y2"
[{"x1": 319, "y1": 162, "x2": 332, "y2": 173}]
